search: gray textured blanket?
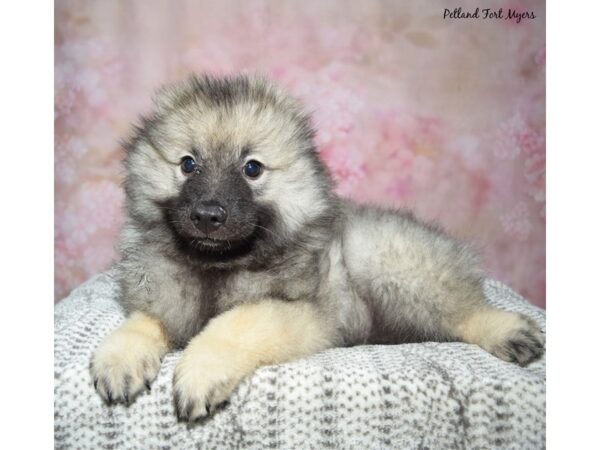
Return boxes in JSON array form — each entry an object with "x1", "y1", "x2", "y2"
[{"x1": 54, "y1": 272, "x2": 545, "y2": 449}]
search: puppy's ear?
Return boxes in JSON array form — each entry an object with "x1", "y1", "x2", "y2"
[{"x1": 152, "y1": 76, "x2": 199, "y2": 113}]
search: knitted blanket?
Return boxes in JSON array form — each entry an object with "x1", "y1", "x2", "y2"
[{"x1": 54, "y1": 272, "x2": 546, "y2": 449}]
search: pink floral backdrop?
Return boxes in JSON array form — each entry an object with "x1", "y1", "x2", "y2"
[{"x1": 55, "y1": 0, "x2": 546, "y2": 307}]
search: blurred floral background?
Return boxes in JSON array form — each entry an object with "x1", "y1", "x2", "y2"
[{"x1": 55, "y1": 0, "x2": 545, "y2": 307}]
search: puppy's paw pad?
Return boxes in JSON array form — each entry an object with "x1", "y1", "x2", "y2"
[{"x1": 90, "y1": 329, "x2": 165, "y2": 405}]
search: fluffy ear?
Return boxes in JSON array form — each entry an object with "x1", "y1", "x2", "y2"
[{"x1": 152, "y1": 76, "x2": 199, "y2": 112}]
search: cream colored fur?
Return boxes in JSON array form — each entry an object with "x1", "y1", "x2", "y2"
[
  {"x1": 90, "y1": 312, "x2": 170, "y2": 403},
  {"x1": 456, "y1": 308, "x2": 544, "y2": 365},
  {"x1": 173, "y1": 299, "x2": 332, "y2": 421}
]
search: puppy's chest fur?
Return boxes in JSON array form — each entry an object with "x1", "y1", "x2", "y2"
[{"x1": 140, "y1": 259, "x2": 321, "y2": 348}]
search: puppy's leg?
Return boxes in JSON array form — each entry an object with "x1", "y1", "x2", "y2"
[
  {"x1": 173, "y1": 299, "x2": 333, "y2": 422},
  {"x1": 91, "y1": 312, "x2": 170, "y2": 404},
  {"x1": 342, "y1": 207, "x2": 545, "y2": 365}
]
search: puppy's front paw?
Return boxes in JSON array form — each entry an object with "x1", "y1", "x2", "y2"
[
  {"x1": 90, "y1": 326, "x2": 167, "y2": 405},
  {"x1": 173, "y1": 348, "x2": 243, "y2": 422}
]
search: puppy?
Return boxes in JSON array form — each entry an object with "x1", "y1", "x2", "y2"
[{"x1": 90, "y1": 74, "x2": 544, "y2": 421}]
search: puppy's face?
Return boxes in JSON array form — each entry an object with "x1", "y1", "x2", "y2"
[{"x1": 124, "y1": 75, "x2": 333, "y2": 261}]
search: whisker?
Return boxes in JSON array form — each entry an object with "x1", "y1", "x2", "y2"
[{"x1": 251, "y1": 223, "x2": 283, "y2": 240}]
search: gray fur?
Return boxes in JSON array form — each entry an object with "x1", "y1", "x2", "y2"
[{"x1": 106, "y1": 74, "x2": 543, "y2": 383}]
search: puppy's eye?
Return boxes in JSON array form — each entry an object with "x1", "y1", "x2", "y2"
[
  {"x1": 243, "y1": 160, "x2": 263, "y2": 179},
  {"x1": 181, "y1": 156, "x2": 197, "y2": 174}
]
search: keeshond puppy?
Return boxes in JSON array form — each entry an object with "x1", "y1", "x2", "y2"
[{"x1": 90, "y1": 74, "x2": 544, "y2": 421}]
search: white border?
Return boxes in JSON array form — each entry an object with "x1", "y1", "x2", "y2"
[
  {"x1": 0, "y1": 1, "x2": 54, "y2": 447},
  {"x1": 547, "y1": 1, "x2": 600, "y2": 448}
]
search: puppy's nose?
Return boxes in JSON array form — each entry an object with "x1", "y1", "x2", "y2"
[{"x1": 191, "y1": 203, "x2": 227, "y2": 234}]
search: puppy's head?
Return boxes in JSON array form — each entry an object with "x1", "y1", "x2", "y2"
[{"x1": 124, "y1": 74, "x2": 334, "y2": 264}]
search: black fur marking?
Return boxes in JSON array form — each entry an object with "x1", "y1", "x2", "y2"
[
  {"x1": 507, "y1": 339, "x2": 530, "y2": 356},
  {"x1": 509, "y1": 352, "x2": 519, "y2": 364},
  {"x1": 157, "y1": 193, "x2": 290, "y2": 271},
  {"x1": 184, "y1": 401, "x2": 194, "y2": 419},
  {"x1": 122, "y1": 374, "x2": 132, "y2": 403},
  {"x1": 173, "y1": 392, "x2": 185, "y2": 420},
  {"x1": 500, "y1": 327, "x2": 545, "y2": 366}
]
